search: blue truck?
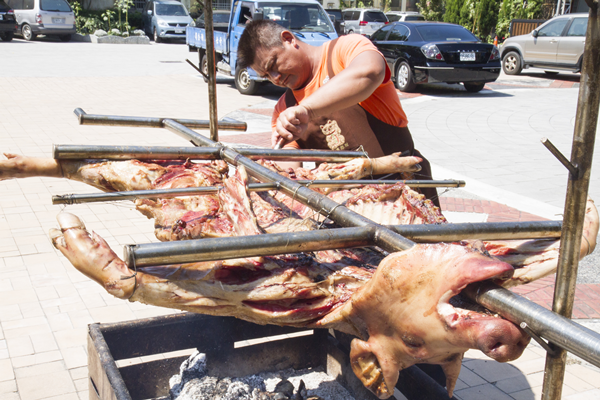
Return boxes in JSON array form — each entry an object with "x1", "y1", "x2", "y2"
[{"x1": 186, "y1": 0, "x2": 338, "y2": 95}]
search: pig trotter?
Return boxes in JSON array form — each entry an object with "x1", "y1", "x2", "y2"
[{"x1": 50, "y1": 213, "x2": 136, "y2": 299}]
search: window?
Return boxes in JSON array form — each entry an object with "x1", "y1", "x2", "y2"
[
  {"x1": 388, "y1": 24, "x2": 409, "y2": 41},
  {"x1": 566, "y1": 18, "x2": 587, "y2": 36},
  {"x1": 537, "y1": 19, "x2": 569, "y2": 37},
  {"x1": 40, "y1": 0, "x2": 71, "y2": 12},
  {"x1": 370, "y1": 24, "x2": 391, "y2": 40},
  {"x1": 416, "y1": 25, "x2": 478, "y2": 41},
  {"x1": 386, "y1": 14, "x2": 401, "y2": 22},
  {"x1": 405, "y1": 15, "x2": 424, "y2": 21},
  {"x1": 351, "y1": 11, "x2": 360, "y2": 20},
  {"x1": 363, "y1": 11, "x2": 387, "y2": 22}
]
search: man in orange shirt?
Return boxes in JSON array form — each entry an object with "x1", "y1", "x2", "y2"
[{"x1": 237, "y1": 19, "x2": 439, "y2": 206}]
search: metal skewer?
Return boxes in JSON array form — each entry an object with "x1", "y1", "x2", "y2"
[{"x1": 51, "y1": 179, "x2": 465, "y2": 205}]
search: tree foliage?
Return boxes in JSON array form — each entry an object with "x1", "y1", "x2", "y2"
[
  {"x1": 417, "y1": 0, "x2": 444, "y2": 21},
  {"x1": 495, "y1": 0, "x2": 544, "y2": 39},
  {"x1": 443, "y1": 0, "x2": 463, "y2": 24}
]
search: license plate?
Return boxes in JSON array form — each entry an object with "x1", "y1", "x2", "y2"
[
  {"x1": 460, "y1": 52, "x2": 476, "y2": 61},
  {"x1": 52, "y1": 18, "x2": 65, "y2": 24},
  {"x1": 175, "y1": 29, "x2": 184, "y2": 33}
]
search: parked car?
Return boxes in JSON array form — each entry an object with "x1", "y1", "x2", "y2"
[
  {"x1": 194, "y1": 9, "x2": 230, "y2": 32},
  {"x1": 142, "y1": 0, "x2": 193, "y2": 43},
  {"x1": 500, "y1": 13, "x2": 588, "y2": 76},
  {"x1": 325, "y1": 8, "x2": 344, "y2": 36},
  {"x1": 385, "y1": 11, "x2": 425, "y2": 22},
  {"x1": 342, "y1": 8, "x2": 388, "y2": 37},
  {"x1": 0, "y1": 0, "x2": 18, "y2": 41},
  {"x1": 6, "y1": 0, "x2": 75, "y2": 41},
  {"x1": 370, "y1": 21, "x2": 501, "y2": 92}
]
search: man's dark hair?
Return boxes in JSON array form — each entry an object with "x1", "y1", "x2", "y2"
[{"x1": 237, "y1": 19, "x2": 286, "y2": 70}]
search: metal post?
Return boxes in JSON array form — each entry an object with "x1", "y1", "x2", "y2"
[
  {"x1": 542, "y1": 4, "x2": 600, "y2": 399},
  {"x1": 203, "y1": 1, "x2": 219, "y2": 142}
]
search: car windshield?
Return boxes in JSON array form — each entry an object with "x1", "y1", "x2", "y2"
[
  {"x1": 259, "y1": 2, "x2": 334, "y2": 32},
  {"x1": 212, "y1": 12, "x2": 230, "y2": 23},
  {"x1": 156, "y1": 4, "x2": 188, "y2": 16},
  {"x1": 387, "y1": 14, "x2": 401, "y2": 22},
  {"x1": 364, "y1": 11, "x2": 387, "y2": 22},
  {"x1": 40, "y1": 0, "x2": 71, "y2": 12},
  {"x1": 416, "y1": 25, "x2": 478, "y2": 41}
]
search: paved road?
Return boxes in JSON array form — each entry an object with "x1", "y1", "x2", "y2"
[{"x1": 0, "y1": 39, "x2": 599, "y2": 400}]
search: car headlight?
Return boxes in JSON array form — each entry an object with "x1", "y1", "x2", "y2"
[
  {"x1": 421, "y1": 43, "x2": 444, "y2": 60},
  {"x1": 489, "y1": 46, "x2": 500, "y2": 61},
  {"x1": 158, "y1": 20, "x2": 169, "y2": 27}
]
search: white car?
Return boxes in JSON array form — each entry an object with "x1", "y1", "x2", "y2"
[
  {"x1": 385, "y1": 11, "x2": 425, "y2": 22},
  {"x1": 342, "y1": 8, "x2": 388, "y2": 37},
  {"x1": 500, "y1": 13, "x2": 587, "y2": 75}
]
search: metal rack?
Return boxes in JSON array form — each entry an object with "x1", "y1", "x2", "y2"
[{"x1": 66, "y1": 2, "x2": 600, "y2": 397}]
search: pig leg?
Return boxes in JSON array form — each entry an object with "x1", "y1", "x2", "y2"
[
  {"x1": 495, "y1": 197, "x2": 599, "y2": 287},
  {"x1": 50, "y1": 213, "x2": 137, "y2": 299},
  {"x1": 0, "y1": 153, "x2": 63, "y2": 180}
]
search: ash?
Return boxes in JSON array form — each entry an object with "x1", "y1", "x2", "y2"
[{"x1": 169, "y1": 350, "x2": 355, "y2": 400}]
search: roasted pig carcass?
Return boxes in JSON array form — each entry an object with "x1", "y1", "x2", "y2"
[{"x1": 1, "y1": 152, "x2": 598, "y2": 398}]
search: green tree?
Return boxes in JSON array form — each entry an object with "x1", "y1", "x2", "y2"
[
  {"x1": 444, "y1": 0, "x2": 464, "y2": 24},
  {"x1": 495, "y1": 0, "x2": 544, "y2": 40},
  {"x1": 417, "y1": 0, "x2": 444, "y2": 21}
]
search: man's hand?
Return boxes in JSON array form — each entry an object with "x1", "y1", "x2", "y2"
[{"x1": 272, "y1": 105, "x2": 311, "y2": 147}]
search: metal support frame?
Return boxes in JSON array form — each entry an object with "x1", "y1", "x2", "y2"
[
  {"x1": 64, "y1": 7, "x2": 600, "y2": 391},
  {"x1": 540, "y1": 5, "x2": 600, "y2": 399}
]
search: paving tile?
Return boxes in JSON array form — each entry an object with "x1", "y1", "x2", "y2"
[
  {"x1": 565, "y1": 389, "x2": 600, "y2": 400},
  {"x1": 17, "y1": 370, "x2": 75, "y2": 400},
  {"x1": 11, "y1": 350, "x2": 63, "y2": 369},
  {"x1": 454, "y1": 383, "x2": 516, "y2": 400},
  {"x1": 462, "y1": 359, "x2": 523, "y2": 383},
  {"x1": 0, "y1": 379, "x2": 18, "y2": 394},
  {"x1": 0, "y1": 358, "x2": 15, "y2": 382},
  {"x1": 53, "y1": 328, "x2": 87, "y2": 349},
  {"x1": 14, "y1": 360, "x2": 67, "y2": 379},
  {"x1": 457, "y1": 364, "x2": 487, "y2": 387},
  {"x1": 61, "y1": 346, "x2": 87, "y2": 370}
]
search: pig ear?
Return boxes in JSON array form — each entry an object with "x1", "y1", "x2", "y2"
[
  {"x1": 349, "y1": 339, "x2": 394, "y2": 399},
  {"x1": 440, "y1": 353, "x2": 464, "y2": 398}
]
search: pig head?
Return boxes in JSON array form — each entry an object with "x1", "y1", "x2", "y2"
[{"x1": 341, "y1": 243, "x2": 530, "y2": 398}]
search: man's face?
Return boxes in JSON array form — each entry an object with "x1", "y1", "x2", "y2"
[{"x1": 251, "y1": 32, "x2": 312, "y2": 90}]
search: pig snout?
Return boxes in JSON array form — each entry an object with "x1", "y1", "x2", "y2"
[{"x1": 476, "y1": 321, "x2": 530, "y2": 362}]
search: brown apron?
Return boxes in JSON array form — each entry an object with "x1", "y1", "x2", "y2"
[{"x1": 283, "y1": 39, "x2": 439, "y2": 206}]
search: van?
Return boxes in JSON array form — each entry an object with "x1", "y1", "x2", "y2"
[
  {"x1": 142, "y1": 0, "x2": 193, "y2": 43},
  {"x1": 342, "y1": 8, "x2": 387, "y2": 37},
  {"x1": 6, "y1": 0, "x2": 75, "y2": 41}
]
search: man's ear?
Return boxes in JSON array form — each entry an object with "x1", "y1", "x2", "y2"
[
  {"x1": 280, "y1": 30, "x2": 296, "y2": 46},
  {"x1": 350, "y1": 338, "x2": 395, "y2": 399}
]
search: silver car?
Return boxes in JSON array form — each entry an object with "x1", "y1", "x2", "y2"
[
  {"x1": 142, "y1": 0, "x2": 193, "y2": 43},
  {"x1": 6, "y1": 0, "x2": 75, "y2": 41},
  {"x1": 342, "y1": 8, "x2": 388, "y2": 37},
  {"x1": 500, "y1": 13, "x2": 588, "y2": 75}
]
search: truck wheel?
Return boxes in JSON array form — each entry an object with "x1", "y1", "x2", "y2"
[
  {"x1": 502, "y1": 51, "x2": 522, "y2": 75},
  {"x1": 201, "y1": 54, "x2": 210, "y2": 82},
  {"x1": 235, "y1": 67, "x2": 259, "y2": 95}
]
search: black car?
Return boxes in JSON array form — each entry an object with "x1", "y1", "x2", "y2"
[
  {"x1": 0, "y1": 0, "x2": 17, "y2": 42},
  {"x1": 370, "y1": 22, "x2": 501, "y2": 92}
]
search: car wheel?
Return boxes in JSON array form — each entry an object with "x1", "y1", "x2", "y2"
[
  {"x1": 22, "y1": 24, "x2": 36, "y2": 41},
  {"x1": 153, "y1": 28, "x2": 161, "y2": 43},
  {"x1": 0, "y1": 31, "x2": 13, "y2": 42},
  {"x1": 347, "y1": 29, "x2": 354, "y2": 34},
  {"x1": 502, "y1": 51, "x2": 522, "y2": 75},
  {"x1": 463, "y1": 82, "x2": 486, "y2": 92},
  {"x1": 235, "y1": 67, "x2": 259, "y2": 95},
  {"x1": 544, "y1": 71, "x2": 559, "y2": 76},
  {"x1": 201, "y1": 54, "x2": 209, "y2": 82},
  {"x1": 395, "y1": 61, "x2": 416, "y2": 92},
  {"x1": 59, "y1": 34, "x2": 71, "y2": 42}
]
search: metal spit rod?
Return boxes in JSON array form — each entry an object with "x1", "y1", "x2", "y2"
[
  {"x1": 51, "y1": 179, "x2": 465, "y2": 205},
  {"x1": 124, "y1": 221, "x2": 563, "y2": 267},
  {"x1": 52, "y1": 144, "x2": 367, "y2": 163},
  {"x1": 541, "y1": 4, "x2": 600, "y2": 399},
  {"x1": 73, "y1": 108, "x2": 246, "y2": 131}
]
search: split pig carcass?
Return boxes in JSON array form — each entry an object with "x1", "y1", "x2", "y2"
[{"x1": 1, "y1": 152, "x2": 598, "y2": 399}]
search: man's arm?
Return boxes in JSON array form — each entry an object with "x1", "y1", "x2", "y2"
[{"x1": 275, "y1": 50, "x2": 386, "y2": 143}]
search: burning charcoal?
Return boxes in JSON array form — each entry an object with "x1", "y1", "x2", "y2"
[{"x1": 273, "y1": 378, "x2": 295, "y2": 397}]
